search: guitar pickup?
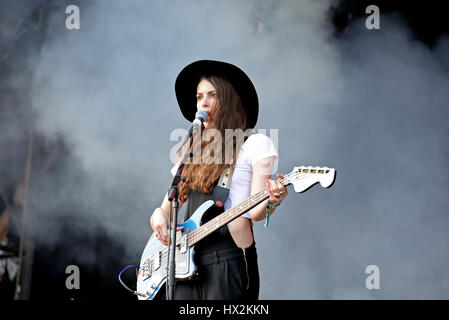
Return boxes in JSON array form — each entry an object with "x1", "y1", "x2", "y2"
[
  {"x1": 152, "y1": 251, "x2": 161, "y2": 271},
  {"x1": 181, "y1": 229, "x2": 189, "y2": 254},
  {"x1": 180, "y1": 238, "x2": 187, "y2": 254},
  {"x1": 175, "y1": 232, "x2": 188, "y2": 254}
]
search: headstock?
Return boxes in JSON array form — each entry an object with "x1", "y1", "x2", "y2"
[{"x1": 285, "y1": 166, "x2": 336, "y2": 193}]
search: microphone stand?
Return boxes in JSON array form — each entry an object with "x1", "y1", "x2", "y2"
[
  {"x1": 166, "y1": 129, "x2": 194, "y2": 300},
  {"x1": 176, "y1": 127, "x2": 193, "y2": 154}
]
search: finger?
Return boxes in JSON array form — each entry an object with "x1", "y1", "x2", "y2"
[
  {"x1": 269, "y1": 189, "x2": 281, "y2": 202},
  {"x1": 275, "y1": 179, "x2": 283, "y2": 188},
  {"x1": 276, "y1": 174, "x2": 285, "y2": 187},
  {"x1": 266, "y1": 180, "x2": 274, "y2": 200},
  {"x1": 155, "y1": 227, "x2": 165, "y2": 242},
  {"x1": 274, "y1": 175, "x2": 285, "y2": 190},
  {"x1": 270, "y1": 180, "x2": 281, "y2": 196},
  {"x1": 280, "y1": 189, "x2": 287, "y2": 200},
  {"x1": 153, "y1": 228, "x2": 167, "y2": 245},
  {"x1": 161, "y1": 228, "x2": 169, "y2": 241},
  {"x1": 281, "y1": 188, "x2": 288, "y2": 200},
  {"x1": 266, "y1": 180, "x2": 273, "y2": 193},
  {"x1": 158, "y1": 233, "x2": 168, "y2": 246},
  {"x1": 266, "y1": 179, "x2": 282, "y2": 202},
  {"x1": 271, "y1": 178, "x2": 288, "y2": 202},
  {"x1": 269, "y1": 179, "x2": 277, "y2": 190},
  {"x1": 155, "y1": 232, "x2": 162, "y2": 244}
]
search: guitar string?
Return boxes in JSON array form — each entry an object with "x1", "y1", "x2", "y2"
[
  {"x1": 187, "y1": 171, "x2": 321, "y2": 244},
  {"x1": 148, "y1": 171, "x2": 323, "y2": 265}
]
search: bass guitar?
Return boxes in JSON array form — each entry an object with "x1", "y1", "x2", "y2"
[{"x1": 136, "y1": 165, "x2": 336, "y2": 300}]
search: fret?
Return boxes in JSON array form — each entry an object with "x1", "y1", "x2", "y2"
[{"x1": 187, "y1": 186, "x2": 273, "y2": 246}]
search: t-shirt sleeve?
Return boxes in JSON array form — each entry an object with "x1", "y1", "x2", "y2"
[{"x1": 244, "y1": 133, "x2": 279, "y2": 174}]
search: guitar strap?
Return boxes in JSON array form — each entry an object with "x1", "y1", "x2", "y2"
[{"x1": 212, "y1": 131, "x2": 254, "y2": 209}]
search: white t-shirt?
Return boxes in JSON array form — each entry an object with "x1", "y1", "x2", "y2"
[{"x1": 171, "y1": 133, "x2": 279, "y2": 219}]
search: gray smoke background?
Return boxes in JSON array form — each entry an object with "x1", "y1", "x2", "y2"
[{"x1": 1, "y1": 0, "x2": 449, "y2": 299}]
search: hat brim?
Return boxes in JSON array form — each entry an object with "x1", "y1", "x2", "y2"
[{"x1": 175, "y1": 60, "x2": 258, "y2": 129}]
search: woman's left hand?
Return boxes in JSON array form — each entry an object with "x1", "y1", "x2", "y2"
[{"x1": 265, "y1": 173, "x2": 288, "y2": 204}]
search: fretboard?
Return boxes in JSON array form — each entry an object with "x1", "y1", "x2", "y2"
[{"x1": 187, "y1": 178, "x2": 285, "y2": 246}]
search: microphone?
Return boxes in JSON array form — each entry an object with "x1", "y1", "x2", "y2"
[
  {"x1": 176, "y1": 110, "x2": 209, "y2": 154},
  {"x1": 191, "y1": 110, "x2": 209, "y2": 136}
]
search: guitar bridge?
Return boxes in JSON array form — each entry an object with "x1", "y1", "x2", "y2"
[{"x1": 142, "y1": 258, "x2": 152, "y2": 278}]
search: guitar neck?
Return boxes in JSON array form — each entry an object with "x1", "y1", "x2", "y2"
[{"x1": 187, "y1": 178, "x2": 287, "y2": 246}]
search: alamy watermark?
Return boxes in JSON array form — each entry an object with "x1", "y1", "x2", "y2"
[
  {"x1": 365, "y1": 264, "x2": 380, "y2": 290},
  {"x1": 65, "y1": 4, "x2": 380, "y2": 31},
  {"x1": 65, "y1": 265, "x2": 80, "y2": 290},
  {"x1": 365, "y1": 5, "x2": 380, "y2": 30},
  {"x1": 65, "y1": 5, "x2": 80, "y2": 30}
]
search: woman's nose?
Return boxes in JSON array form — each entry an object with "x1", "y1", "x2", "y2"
[{"x1": 201, "y1": 98, "x2": 210, "y2": 108}]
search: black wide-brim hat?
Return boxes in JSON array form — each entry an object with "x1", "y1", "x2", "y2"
[{"x1": 175, "y1": 60, "x2": 259, "y2": 129}]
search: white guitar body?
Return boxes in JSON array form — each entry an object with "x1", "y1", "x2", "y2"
[
  {"x1": 136, "y1": 200, "x2": 215, "y2": 300},
  {"x1": 135, "y1": 165, "x2": 336, "y2": 300}
]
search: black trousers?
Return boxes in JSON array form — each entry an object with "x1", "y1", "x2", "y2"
[{"x1": 157, "y1": 242, "x2": 259, "y2": 300}]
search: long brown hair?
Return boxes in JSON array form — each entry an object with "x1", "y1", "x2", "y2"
[{"x1": 177, "y1": 75, "x2": 250, "y2": 202}]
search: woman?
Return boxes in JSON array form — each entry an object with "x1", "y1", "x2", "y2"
[{"x1": 150, "y1": 60, "x2": 288, "y2": 300}]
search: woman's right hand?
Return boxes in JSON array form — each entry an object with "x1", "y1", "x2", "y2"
[{"x1": 150, "y1": 208, "x2": 170, "y2": 246}]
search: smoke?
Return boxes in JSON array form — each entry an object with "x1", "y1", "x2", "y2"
[
  {"x1": 251, "y1": 8, "x2": 449, "y2": 299},
  {"x1": 2, "y1": 0, "x2": 448, "y2": 299}
]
